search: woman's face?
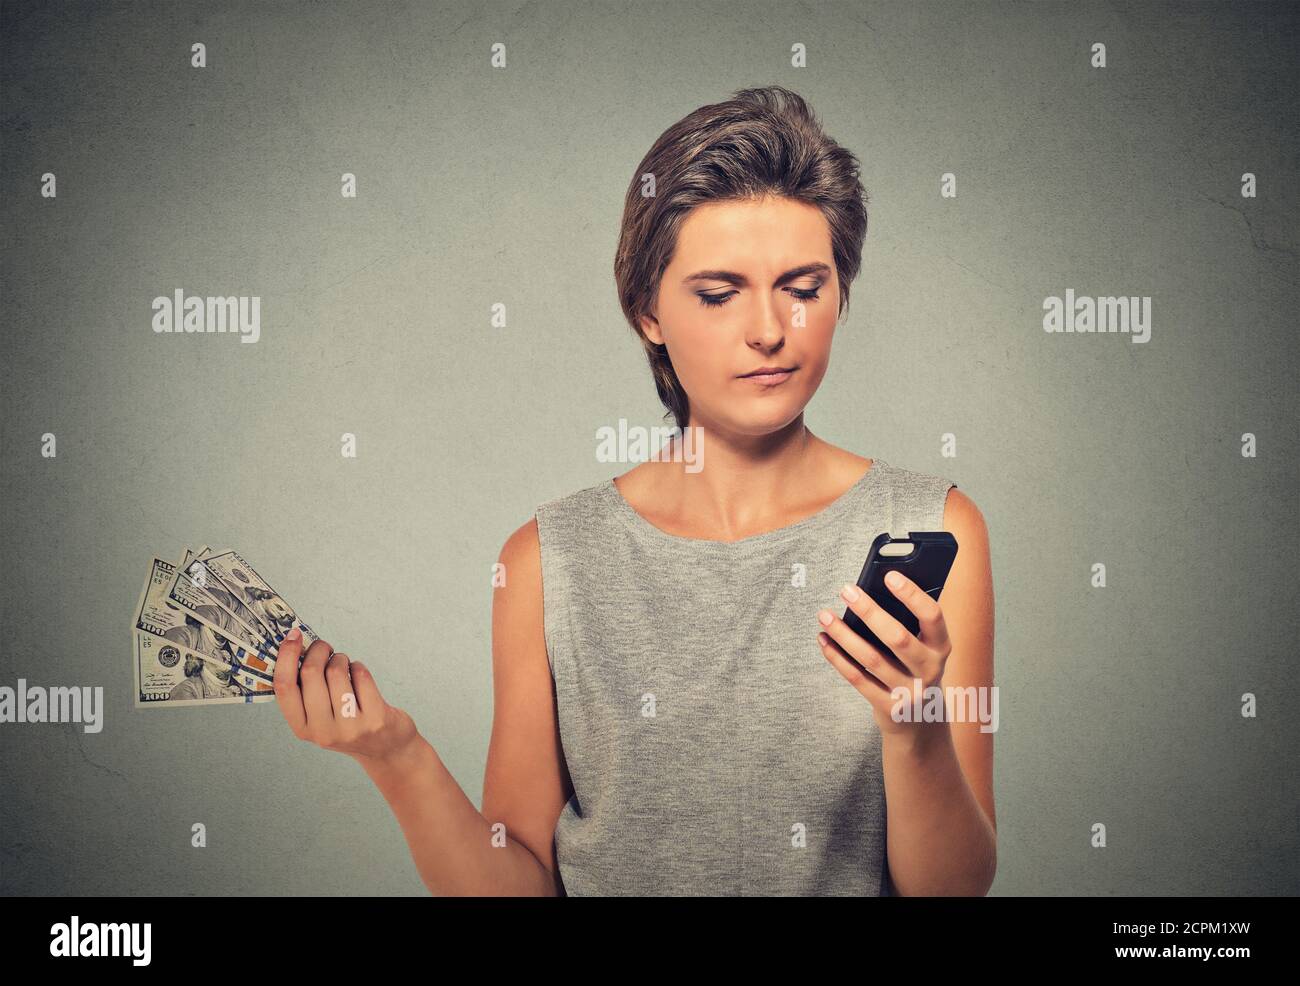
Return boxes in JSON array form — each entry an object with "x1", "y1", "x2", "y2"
[{"x1": 639, "y1": 194, "x2": 841, "y2": 437}]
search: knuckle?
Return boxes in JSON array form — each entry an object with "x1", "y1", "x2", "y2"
[{"x1": 303, "y1": 640, "x2": 332, "y2": 663}]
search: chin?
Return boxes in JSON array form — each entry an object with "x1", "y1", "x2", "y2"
[{"x1": 724, "y1": 402, "x2": 806, "y2": 436}]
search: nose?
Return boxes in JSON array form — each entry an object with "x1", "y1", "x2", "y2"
[{"x1": 745, "y1": 292, "x2": 786, "y2": 353}]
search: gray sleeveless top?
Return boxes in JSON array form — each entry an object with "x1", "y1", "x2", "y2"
[{"x1": 534, "y1": 457, "x2": 956, "y2": 896}]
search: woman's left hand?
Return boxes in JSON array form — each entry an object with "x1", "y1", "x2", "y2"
[{"x1": 816, "y1": 571, "x2": 952, "y2": 739}]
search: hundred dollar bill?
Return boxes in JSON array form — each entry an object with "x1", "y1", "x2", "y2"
[
  {"x1": 166, "y1": 548, "x2": 280, "y2": 659},
  {"x1": 180, "y1": 547, "x2": 280, "y2": 645},
  {"x1": 196, "y1": 547, "x2": 320, "y2": 650},
  {"x1": 133, "y1": 556, "x2": 277, "y2": 684},
  {"x1": 184, "y1": 546, "x2": 276, "y2": 638},
  {"x1": 134, "y1": 629, "x2": 275, "y2": 707}
]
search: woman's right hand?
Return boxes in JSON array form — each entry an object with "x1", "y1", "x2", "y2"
[{"x1": 273, "y1": 627, "x2": 420, "y2": 767}]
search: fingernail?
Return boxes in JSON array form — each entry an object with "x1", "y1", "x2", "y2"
[
  {"x1": 817, "y1": 609, "x2": 834, "y2": 626},
  {"x1": 285, "y1": 626, "x2": 302, "y2": 642},
  {"x1": 840, "y1": 583, "x2": 860, "y2": 602},
  {"x1": 886, "y1": 571, "x2": 903, "y2": 589}
]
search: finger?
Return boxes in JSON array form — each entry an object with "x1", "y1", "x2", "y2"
[
  {"x1": 272, "y1": 628, "x2": 307, "y2": 736},
  {"x1": 882, "y1": 570, "x2": 950, "y2": 651},
  {"x1": 299, "y1": 639, "x2": 335, "y2": 726},
  {"x1": 838, "y1": 583, "x2": 924, "y2": 676},
  {"x1": 817, "y1": 607, "x2": 910, "y2": 692},
  {"x1": 348, "y1": 660, "x2": 384, "y2": 718},
  {"x1": 817, "y1": 630, "x2": 893, "y2": 705},
  {"x1": 324, "y1": 651, "x2": 357, "y2": 721}
]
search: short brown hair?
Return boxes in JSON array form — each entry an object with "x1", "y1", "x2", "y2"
[{"x1": 613, "y1": 85, "x2": 869, "y2": 433}]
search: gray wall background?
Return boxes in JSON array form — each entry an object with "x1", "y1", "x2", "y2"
[{"x1": 1, "y1": 0, "x2": 1297, "y2": 895}]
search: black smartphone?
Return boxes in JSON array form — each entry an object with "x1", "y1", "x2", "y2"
[{"x1": 840, "y1": 531, "x2": 959, "y2": 664}]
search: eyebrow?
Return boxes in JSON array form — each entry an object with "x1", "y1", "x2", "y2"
[{"x1": 682, "y1": 262, "x2": 832, "y2": 286}]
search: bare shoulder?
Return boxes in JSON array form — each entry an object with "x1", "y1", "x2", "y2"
[
  {"x1": 833, "y1": 446, "x2": 874, "y2": 471},
  {"x1": 498, "y1": 515, "x2": 541, "y2": 572},
  {"x1": 812, "y1": 438, "x2": 875, "y2": 489},
  {"x1": 810, "y1": 435, "x2": 871, "y2": 469},
  {"x1": 942, "y1": 486, "x2": 989, "y2": 544},
  {"x1": 494, "y1": 517, "x2": 544, "y2": 654}
]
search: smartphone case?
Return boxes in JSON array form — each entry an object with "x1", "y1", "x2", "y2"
[{"x1": 840, "y1": 531, "x2": 959, "y2": 665}]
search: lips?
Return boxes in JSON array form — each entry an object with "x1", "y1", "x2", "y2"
[{"x1": 739, "y1": 366, "x2": 796, "y2": 384}]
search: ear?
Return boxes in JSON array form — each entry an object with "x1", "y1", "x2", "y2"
[{"x1": 639, "y1": 313, "x2": 664, "y2": 347}]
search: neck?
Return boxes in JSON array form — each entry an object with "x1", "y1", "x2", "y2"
[{"x1": 660, "y1": 415, "x2": 828, "y2": 539}]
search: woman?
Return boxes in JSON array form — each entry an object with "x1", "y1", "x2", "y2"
[{"x1": 273, "y1": 86, "x2": 996, "y2": 896}]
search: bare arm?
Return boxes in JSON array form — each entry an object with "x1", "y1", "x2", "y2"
[
  {"x1": 274, "y1": 517, "x2": 570, "y2": 895},
  {"x1": 479, "y1": 516, "x2": 573, "y2": 893},
  {"x1": 881, "y1": 488, "x2": 997, "y2": 895},
  {"x1": 816, "y1": 486, "x2": 997, "y2": 895},
  {"x1": 356, "y1": 730, "x2": 558, "y2": 896}
]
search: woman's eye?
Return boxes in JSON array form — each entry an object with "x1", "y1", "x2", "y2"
[
  {"x1": 696, "y1": 285, "x2": 821, "y2": 308},
  {"x1": 697, "y1": 291, "x2": 735, "y2": 308}
]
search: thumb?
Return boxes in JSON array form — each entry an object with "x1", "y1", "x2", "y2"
[
  {"x1": 272, "y1": 626, "x2": 304, "y2": 693},
  {"x1": 275, "y1": 625, "x2": 304, "y2": 664}
]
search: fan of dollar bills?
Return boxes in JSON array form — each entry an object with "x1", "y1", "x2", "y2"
[{"x1": 131, "y1": 547, "x2": 319, "y2": 707}]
